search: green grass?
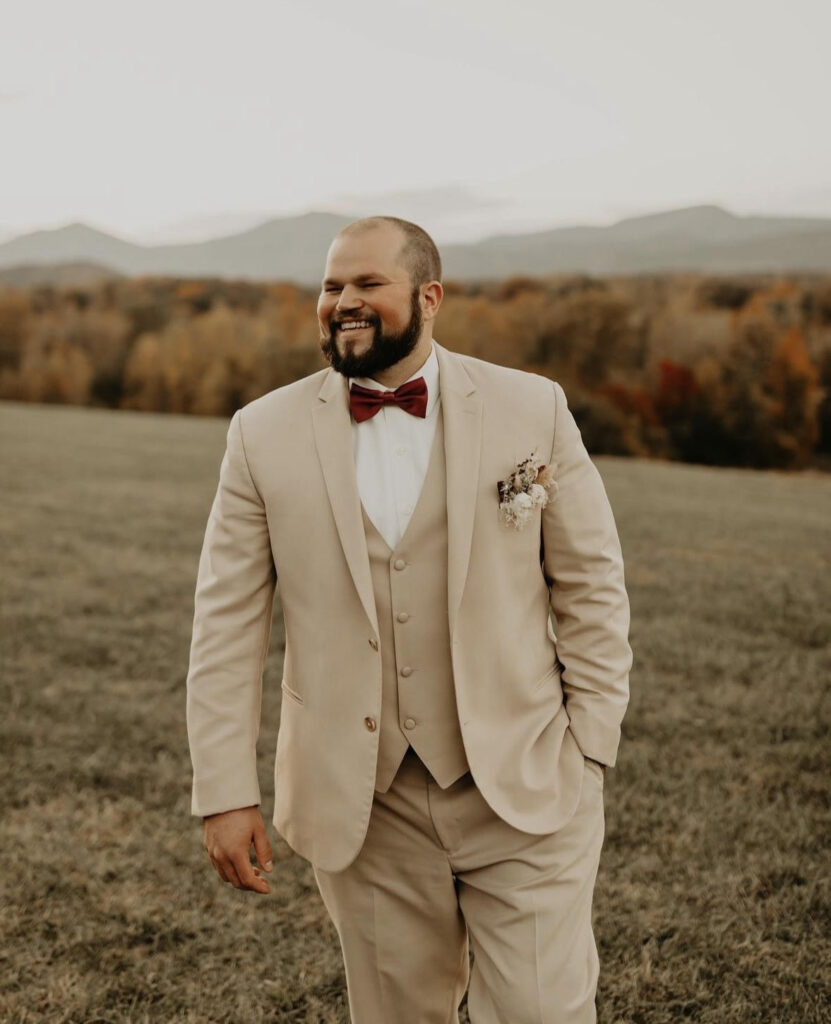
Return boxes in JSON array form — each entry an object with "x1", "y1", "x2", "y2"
[{"x1": 1, "y1": 399, "x2": 828, "y2": 1024}]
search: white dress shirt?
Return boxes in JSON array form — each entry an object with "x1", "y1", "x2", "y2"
[{"x1": 349, "y1": 341, "x2": 441, "y2": 550}]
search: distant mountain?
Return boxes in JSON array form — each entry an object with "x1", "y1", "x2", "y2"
[
  {"x1": 441, "y1": 205, "x2": 831, "y2": 278},
  {"x1": 1, "y1": 205, "x2": 830, "y2": 285},
  {"x1": 0, "y1": 212, "x2": 354, "y2": 285},
  {"x1": 138, "y1": 211, "x2": 277, "y2": 245}
]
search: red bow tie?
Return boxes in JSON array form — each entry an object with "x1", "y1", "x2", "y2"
[{"x1": 349, "y1": 377, "x2": 428, "y2": 422}]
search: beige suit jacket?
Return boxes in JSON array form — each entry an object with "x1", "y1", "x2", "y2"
[{"x1": 186, "y1": 341, "x2": 632, "y2": 871}]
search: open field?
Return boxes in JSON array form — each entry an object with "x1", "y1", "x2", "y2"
[{"x1": 1, "y1": 399, "x2": 829, "y2": 1023}]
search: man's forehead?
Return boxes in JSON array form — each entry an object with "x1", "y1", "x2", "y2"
[{"x1": 323, "y1": 235, "x2": 407, "y2": 282}]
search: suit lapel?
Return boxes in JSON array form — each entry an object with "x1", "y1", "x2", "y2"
[
  {"x1": 312, "y1": 369, "x2": 379, "y2": 635},
  {"x1": 311, "y1": 341, "x2": 483, "y2": 641},
  {"x1": 434, "y1": 342, "x2": 483, "y2": 637}
]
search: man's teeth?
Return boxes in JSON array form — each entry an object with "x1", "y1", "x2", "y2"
[{"x1": 338, "y1": 321, "x2": 372, "y2": 331}]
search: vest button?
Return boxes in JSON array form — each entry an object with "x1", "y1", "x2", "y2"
[
  {"x1": 396, "y1": 612, "x2": 409, "y2": 623},
  {"x1": 404, "y1": 717, "x2": 416, "y2": 730},
  {"x1": 368, "y1": 638, "x2": 379, "y2": 650},
  {"x1": 400, "y1": 666, "x2": 413, "y2": 677},
  {"x1": 364, "y1": 716, "x2": 377, "y2": 731},
  {"x1": 393, "y1": 558, "x2": 406, "y2": 570}
]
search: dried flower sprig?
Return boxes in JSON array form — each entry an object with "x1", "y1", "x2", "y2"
[{"x1": 497, "y1": 451, "x2": 556, "y2": 529}]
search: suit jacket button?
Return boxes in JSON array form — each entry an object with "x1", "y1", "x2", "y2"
[
  {"x1": 396, "y1": 612, "x2": 409, "y2": 623},
  {"x1": 368, "y1": 638, "x2": 379, "y2": 650},
  {"x1": 393, "y1": 558, "x2": 406, "y2": 570},
  {"x1": 400, "y1": 666, "x2": 413, "y2": 677},
  {"x1": 404, "y1": 717, "x2": 416, "y2": 730},
  {"x1": 364, "y1": 716, "x2": 377, "y2": 731}
]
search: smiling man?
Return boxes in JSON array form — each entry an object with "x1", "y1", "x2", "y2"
[
  {"x1": 186, "y1": 216, "x2": 632, "y2": 1023},
  {"x1": 318, "y1": 229, "x2": 427, "y2": 380}
]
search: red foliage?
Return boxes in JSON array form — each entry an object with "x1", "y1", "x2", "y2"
[
  {"x1": 598, "y1": 382, "x2": 659, "y2": 425},
  {"x1": 655, "y1": 358, "x2": 699, "y2": 414}
]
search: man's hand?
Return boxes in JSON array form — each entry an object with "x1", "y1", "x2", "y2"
[{"x1": 203, "y1": 805, "x2": 274, "y2": 894}]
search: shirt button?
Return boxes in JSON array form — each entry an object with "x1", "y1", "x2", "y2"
[
  {"x1": 396, "y1": 446, "x2": 407, "y2": 456},
  {"x1": 400, "y1": 666, "x2": 413, "y2": 677},
  {"x1": 364, "y1": 716, "x2": 377, "y2": 731},
  {"x1": 404, "y1": 717, "x2": 416, "y2": 730},
  {"x1": 393, "y1": 558, "x2": 406, "y2": 570},
  {"x1": 401, "y1": 506, "x2": 412, "y2": 516},
  {"x1": 368, "y1": 638, "x2": 379, "y2": 651},
  {"x1": 396, "y1": 612, "x2": 410, "y2": 623}
]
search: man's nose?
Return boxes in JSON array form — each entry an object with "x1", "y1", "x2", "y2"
[{"x1": 335, "y1": 285, "x2": 365, "y2": 310}]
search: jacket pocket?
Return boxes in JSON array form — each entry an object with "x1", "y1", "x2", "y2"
[{"x1": 281, "y1": 679, "x2": 305, "y2": 706}]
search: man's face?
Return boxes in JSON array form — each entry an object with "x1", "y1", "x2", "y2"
[{"x1": 317, "y1": 225, "x2": 425, "y2": 378}]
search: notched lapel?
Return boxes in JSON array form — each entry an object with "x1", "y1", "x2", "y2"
[
  {"x1": 312, "y1": 370, "x2": 379, "y2": 635},
  {"x1": 435, "y1": 343, "x2": 483, "y2": 637}
]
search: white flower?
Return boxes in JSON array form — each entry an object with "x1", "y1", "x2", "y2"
[
  {"x1": 497, "y1": 450, "x2": 556, "y2": 530},
  {"x1": 528, "y1": 483, "x2": 547, "y2": 505}
]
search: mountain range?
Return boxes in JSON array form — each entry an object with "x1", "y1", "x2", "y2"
[{"x1": 1, "y1": 205, "x2": 830, "y2": 286}]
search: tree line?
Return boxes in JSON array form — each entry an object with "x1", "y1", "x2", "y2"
[{"x1": 0, "y1": 273, "x2": 829, "y2": 469}]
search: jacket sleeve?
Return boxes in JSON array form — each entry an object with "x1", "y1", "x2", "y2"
[
  {"x1": 541, "y1": 381, "x2": 632, "y2": 767},
  {"x1": 186, "y1": 409, "x2": 278, "y2": 817}
]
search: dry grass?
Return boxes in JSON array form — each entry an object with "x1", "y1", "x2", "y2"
[{"x1": 0, "y1": 400, "x2": 828, "y2": 1023}]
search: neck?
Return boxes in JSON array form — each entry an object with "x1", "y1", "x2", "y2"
[{"x1": 369, "y1": 334, "x2": 433, "y2": 389}]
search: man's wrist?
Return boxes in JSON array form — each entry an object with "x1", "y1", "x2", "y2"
[{"x1": 203, "y1": 803, "x2": 259, "y2": 821}]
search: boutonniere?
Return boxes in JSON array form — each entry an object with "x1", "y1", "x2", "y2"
[{"x1": 497, "y1": 450, "x2": 557, "y2": 529}]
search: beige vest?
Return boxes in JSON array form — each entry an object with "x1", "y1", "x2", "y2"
[{"x1": 361, "y1": 409, "x2": 470, "y2": 792}]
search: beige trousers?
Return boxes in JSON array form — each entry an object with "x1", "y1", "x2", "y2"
[{"x1": 312, "y1": 747, "x2": 605, "y2": 1024}]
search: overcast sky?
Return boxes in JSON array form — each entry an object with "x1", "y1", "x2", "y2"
[{"x1": 2, "y1": 0, "x2": 830, "y2": 244}]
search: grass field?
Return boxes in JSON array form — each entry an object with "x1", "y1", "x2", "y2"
[{"x1": 1, "y1": 399, "x2": 829, "y2": 1024}]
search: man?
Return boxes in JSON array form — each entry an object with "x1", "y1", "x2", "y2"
[{"x1": 186, "y1": 216, "x2": 632, "y2": 1023}]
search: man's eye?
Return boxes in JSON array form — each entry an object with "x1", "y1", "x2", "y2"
[{"x1": 322, "y1": 282, "x2": 379, "y2": 293}]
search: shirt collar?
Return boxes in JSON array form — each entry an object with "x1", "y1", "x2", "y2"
[{"x1": 349, "y1": 341, "x2": 440, "y2": 417}]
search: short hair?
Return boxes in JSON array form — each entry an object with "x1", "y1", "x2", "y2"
[{"x1": 337, "y1": 216, "x2": 442, "y2": 287}]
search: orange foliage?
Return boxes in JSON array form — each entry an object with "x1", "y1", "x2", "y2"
[
  {"x1": 769, "y1": 326, "x2": 819, "y2": 385},
  {"x1": 1, "y1": 272, "x2": 827, "y2": 467}
]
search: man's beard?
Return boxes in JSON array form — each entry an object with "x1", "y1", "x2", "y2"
[{"x1": 320, "y1": 287, "x2": 423, "y2": 378}]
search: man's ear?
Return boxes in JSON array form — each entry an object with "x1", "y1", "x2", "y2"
[{"x1": 421, "y1": 281, "x2": 443, "y2": 321}]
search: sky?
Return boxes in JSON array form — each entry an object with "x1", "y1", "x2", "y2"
[{"x1": 2, "y1": 0, "x2": 830, "y2": 245}]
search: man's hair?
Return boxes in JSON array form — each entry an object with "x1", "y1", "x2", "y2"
[{"x1": 337, "y1": 216, "x2": 442, "y2": 287}]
